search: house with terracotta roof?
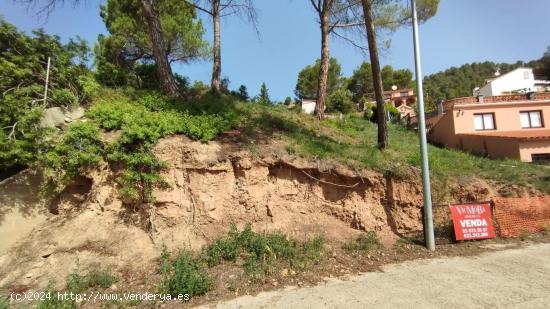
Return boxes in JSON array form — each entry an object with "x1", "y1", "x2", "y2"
[
  {"x1": 426, "y1": 92, "x2": 550, "y2": 163},
  {"x1": 384, "y1": 88, "x2": 417, "y2": 118}
]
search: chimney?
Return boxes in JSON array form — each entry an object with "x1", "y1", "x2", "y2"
[{"x1": 437, "y1": 100, "x2": 445, "y2": 115}]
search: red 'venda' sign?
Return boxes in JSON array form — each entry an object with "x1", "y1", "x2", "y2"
[{"x1": 450, "y1": 203, "x2": 496, "y2": 241}]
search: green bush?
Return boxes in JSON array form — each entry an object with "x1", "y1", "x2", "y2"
[
  {"x1": 0, "y1": 107, "x2": 45, "y2": 179},
  {"x1": 0, "y1": 19, "x2": 91, "y2": 178},
  {"x1": 36, "y1": 282, "x2": 77, "y2": 309},
  {"x1": 302, "y1": 236, "x2": 324, "y2": 263},
  {"x1": 65, "y1": 269, "x2": 116, "y2": 293},
  {"x1": 365, "y1": 102, "x2": 400, "y2": 123},
  {"x1": 77, "y1": 74, "x2": 101, "y2": 102},
  {"x1": 363, "y1": 106, "x2": 374, "y2": 120},
  {"x1": 41, "y1": 122, "x2": 103, "y2": 193},
  {"x1": 50, "y1": 89, "x2": 79, "y2": 107},
  {"x1": 342, "y1": 232, "x2": 380, "y2": 252},
  {"x1": 133, "y1": 64, "x2": 190, "y2": 94},
  {"x1": 37, "y1": 269, "x2": 115, "y2": 309},
  {"x1": 327, "y1": 88, "x2": 355, "y2": 114},
  {"x1": 108, "y1": 146, "x2": 168, "y2": 203},
  {"x1": 94, "y1": 58, "x2": 130, "y2": 88},
  {"x1": 160, "y1": 247, "x2": 213, "y2": 298},
  {"x1": 204, "y1": 224, "x2": 324, "y2": 277},
  {"x1": 386, "y1": 104, "x2": 400, "y2": 122},
  {"x1": 0, "y1": 296, "x2": 9, "y2": 309},
  {"x1": 46, "y1": 90, "x2": 244, "y2": 204},
  {"x1": 88, "y1": 93, "x2": 241, "y2": 142},
  {"x1": 188, "y1": 81, "x2": 210, "y2": 98},
  {"x1": 87, "y1": 97, "x2": 144, "y2": 130},
  {"x1": 136, "y1": 92, "x2": 173, "y2": 112}
]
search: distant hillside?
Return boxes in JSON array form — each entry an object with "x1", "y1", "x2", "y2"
[{"x1": 422, "y1": 47, "x2": 550, "y2": 110}]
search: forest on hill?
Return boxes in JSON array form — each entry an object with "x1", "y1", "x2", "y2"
[{"x1": 423, "y1": 48, "x2": 550, "y2": 109}]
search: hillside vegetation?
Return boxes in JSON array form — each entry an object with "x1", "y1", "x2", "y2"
[
  {"x1": 244, "y1": 100, "x2": 550, "y2": 195},
  {"x1": 423, "y1": 49, "x2": 550, "y2": 110},
  {"x1": 1, "y1": 18, "x2": 548, "y2": 200},
  {"x1": 36, "y1": 88, "x2": 550, "y2": 204}
]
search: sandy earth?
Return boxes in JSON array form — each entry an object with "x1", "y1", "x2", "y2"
[
  {"x1": 0, "y1": 136, "x2": 544, "y2": 296},
  {"x1": 197, "y1": 243, "x2": 550, "y2": 309},
  {"x1": 0, "y1": 170, "x2": 49, "y2": 254}
]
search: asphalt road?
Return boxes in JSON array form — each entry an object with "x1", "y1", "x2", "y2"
[{"x1": 198, "y1": 243, "x2": 550, "y2": 309}]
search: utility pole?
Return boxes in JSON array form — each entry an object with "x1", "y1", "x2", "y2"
[
  {"x1": 43, "y1": 57, "x2": 51, "y2": 106},
  {"x1": 411, "y1": 0, "x2": 435, "y2": 251}
]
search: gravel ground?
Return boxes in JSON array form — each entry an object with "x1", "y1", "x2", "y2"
[{"x1": 197, "y1": 243, "x2": 550, "y2": 309}]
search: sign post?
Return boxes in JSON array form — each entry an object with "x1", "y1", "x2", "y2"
[{"x1": 450, "y1": 203, "x2": 496, "y2": 241}]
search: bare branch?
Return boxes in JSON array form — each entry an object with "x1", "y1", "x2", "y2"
[
  {"x1": 332, "y1": 30, "x2": 369, "y2": 53},
  {"x1": 220, "y1": 0, "x2": 259, "y2": 38},
  {"x1": 3, "y1": 122, "x2": 18, "y2": 141},
  {"x1": 2, "y1": 82, "x2": 24, "y2": 97},
  {"x1": 309, "y1": 0, "x2": 321, "y2": 13},
  {"x1": 187, "y1": 1, "x2": 214, "y2": 16},
  {"x1": 330, "y1": 21, "x2": 365, "y2": 28},
  {"x1": 187, "y1": 0, "x2": 258, "y2": 36},
  {"x1": 330, "y1": 0, "x2": 361, "y2": 16},
  {"x1": 219, "y1": 0, "x2": 235, "y2": 11},
  {"x1": 14, "y1": 0, "x2": 85, "y2": 18}
]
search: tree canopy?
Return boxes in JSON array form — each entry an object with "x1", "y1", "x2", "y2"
[
  {"x1": 257, "y1": 82, "x2": 272, "y2": 105},
  {"x1": 532, "y1": 46, "x2": 550, "y2": 80},
  {"x1": 380, "y1": 65, "x2": 413, "y2": 91},
  {"x1": 235, "y1": 85, "x2": 249, "y2": 101},
  {"x1": 327, "y1": 88, "x2": 355, "y2": 113},
  {"x1": 96, "y1": 0, "x2": 209, "y2": 86},
  {"x1": 295, "y1": 58, "x2": 342, "y2": 100},
  {"x1": 0, "y1": 18, "x2": 94, "y2": 177},
  {"x1": 422, "y1": 49, "x2": 549, "y2": 110}
]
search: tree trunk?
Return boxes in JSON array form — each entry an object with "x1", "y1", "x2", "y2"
[
  {"x1": 362, "y1": 0, "x2": 387, "y2": 149},
  {"x1": 140, "y1": 0, "x2": 180, "y2": 97},
  {"x1": 211, "y1": 0, "x2": 222, "y2": 94},
  {"x1": 316, "y1": 7, "x2": 330, "y2": 120}
]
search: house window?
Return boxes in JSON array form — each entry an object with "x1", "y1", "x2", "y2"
[
  {"x1": 474, "y1": 113, "x2": 496, "y2": 130},
  {"x1": 520, "y1": 111, "x2": 543, "y2": 128},
  {"x1": 400, "y1": 91, "x2": 409, "y2": 97},
  {"x1": 531, "y1": 154, "x2": 550, "y2": 164},
  {"x1": 523, "y1": 71, "x2": 530, "y2": 80}
]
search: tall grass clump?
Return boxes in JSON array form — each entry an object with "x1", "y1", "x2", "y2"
[
  {"x1": 204, "y1": 224, "x2": 324, "y2": 279},
  {"x1": 159, "y1": 246, "x2": 213, "y2": 298},
  {"x1": 342, "y1": 231, "x2": 380, "y2": 252}
]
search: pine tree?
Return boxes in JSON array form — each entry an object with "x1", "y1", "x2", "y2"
[
  {"x1": 258, "y1": 83, "x2": 271, "y2": 105},
  {"x1": 237, "y1": 85, "x2": 249, "y2": 101}
]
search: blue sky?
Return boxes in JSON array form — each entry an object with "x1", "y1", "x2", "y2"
[{"x1": 1, "y1": 0, "x2": 549, "y2": 100}]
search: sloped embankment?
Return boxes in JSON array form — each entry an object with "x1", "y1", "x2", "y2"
[
  {"x1": 149, "y1": 136, "x2": 427, "y2": 248},
  {"x1": 0, "y1": 135, "x2": 503, "y2": 290}
]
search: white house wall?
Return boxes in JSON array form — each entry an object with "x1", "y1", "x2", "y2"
[
  {"x1": 479, "y1": 68, "x2": 535, "y2": 96},
  {"x1": 302, "y1": 102, "x2": 316, "y2": 114}
]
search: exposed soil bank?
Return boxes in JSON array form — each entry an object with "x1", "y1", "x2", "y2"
[
  {"x1": 0, "y1": 135, "x2": 540, "y2": 291},
  {"x1": 0, "y1": 170, "x2": 49, "y2": 253}
]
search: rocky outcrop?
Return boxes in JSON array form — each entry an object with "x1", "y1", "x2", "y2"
[{"x1": 39, "y1": 106, "x2": 85, "y2": 128}]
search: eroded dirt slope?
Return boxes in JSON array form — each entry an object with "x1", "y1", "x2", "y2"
[{"x1": 0, "y1": 135, "x2": 527, "y2": 291}]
